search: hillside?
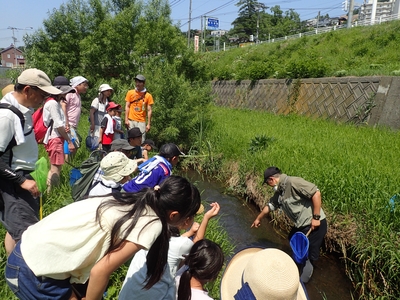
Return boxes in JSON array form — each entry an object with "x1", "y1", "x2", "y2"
[{"x1": 198, "y1": 20, "x2": 400, "y2": 81}]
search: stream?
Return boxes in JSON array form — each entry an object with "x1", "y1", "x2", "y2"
[{"x1": 184, "y1": 171, "x2": 355, "y2": 300}]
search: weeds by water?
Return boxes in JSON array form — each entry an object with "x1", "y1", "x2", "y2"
[{"x1": 200, "y1": 105, "x2": 400, "y2": 299}]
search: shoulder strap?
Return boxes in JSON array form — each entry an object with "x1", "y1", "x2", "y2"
[
  {"x1": 0, "y1": 103, "x2": 25, "y2": 129},
  {"x1": 0, "y1": 103, "x2": 33, "y2": 154},
  {"x1": 132, "y1": 91, "x2": 147, "y2": 103}
]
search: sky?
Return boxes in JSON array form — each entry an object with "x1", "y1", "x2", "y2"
[{"x1": 0, "y1": 0, "x2": 345, "y2": 48}]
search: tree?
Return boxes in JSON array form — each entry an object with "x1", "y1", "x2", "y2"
[
  {"x1": 23, "y1": 0, "x2": 212, "y2": 149},
  {"x1": 230, "y1": 2, "x2": 303, "y2": 43},
  {"x1": 231, "y1": 0, "x2": 266, "y2": 42}
]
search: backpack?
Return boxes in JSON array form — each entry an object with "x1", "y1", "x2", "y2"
[
  {"x1": 32, "y1": 98, "x2": 54, "y2": 144},
  {"x1": 0, "y1": 103, "x2": 33, "y2": 153},
  {"x1": 70, "y1": 150, "x2": 106, "y2": 201}
]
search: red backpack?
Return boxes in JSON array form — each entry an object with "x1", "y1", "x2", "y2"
[{"x1": 32, "y1": 98, "x2": 54, "y2": 144}]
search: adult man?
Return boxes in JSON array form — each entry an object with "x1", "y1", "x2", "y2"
[
  {"x1": 0, "y1": 68, "x2": 62, "y2": 255},
  {"x1": 61, "y1": 75, "x2": 88, "y2": 160},
  {"x1": 122, "y1": 143, "x2": 183, "y2": 193},
  {"x1": 124, "y1": 74, "x2": 154, "y2": 142},
  {"x1": 251, "y1": 166, "x2": 327, "y2": 282},
  {"x1": 43, "y1": 76, "x2": 76, "y2": 191}
]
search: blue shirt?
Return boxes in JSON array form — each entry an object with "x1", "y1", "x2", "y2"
[{"x1": 123, "y1": 162, "x2": 171, "y2": 193}]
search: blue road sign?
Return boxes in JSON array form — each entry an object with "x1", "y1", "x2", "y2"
[{"x1": 207, "y1": 18, "x2": 219, "y2": 30}]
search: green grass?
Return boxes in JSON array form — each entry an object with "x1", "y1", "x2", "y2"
[
  {"x1": 199, "y1": 20, "x2": 400, "y2": 80},
  {"x1": 203, "y1": 105, "x2": 400, "y2": 298}
]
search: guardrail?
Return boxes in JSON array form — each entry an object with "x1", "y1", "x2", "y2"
[{"x1": 217, "y1": 13, "x2": 400, "y2": 51}]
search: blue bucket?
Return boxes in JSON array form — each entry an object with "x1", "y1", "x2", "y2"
[{"x1": 69, "y1": 168, "x2": 82, "y2": 186}]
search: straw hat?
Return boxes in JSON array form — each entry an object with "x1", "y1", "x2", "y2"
[
  {"x1": 1, "y1": 84, "x2": 14, "y2": 97},
  {"x1": 220, "y1": 248, "x2": 308, "y2": 300}
]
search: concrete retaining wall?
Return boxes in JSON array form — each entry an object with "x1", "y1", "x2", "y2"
[{"x1": 212, "y1": 76, "x2": 400, "y2": 129}]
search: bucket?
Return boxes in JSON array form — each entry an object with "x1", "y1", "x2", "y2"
[{"x1": 69, "y1": 168, "x2": 82, "y2": 186}]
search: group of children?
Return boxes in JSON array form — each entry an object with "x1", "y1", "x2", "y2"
[{"x1": 5, "y1": 174, "x2": 225, "y2": 300}]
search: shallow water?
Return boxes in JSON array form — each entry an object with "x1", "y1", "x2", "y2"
[{"x1": 185, "y1": 171, "x2": 355, "y2": 300}]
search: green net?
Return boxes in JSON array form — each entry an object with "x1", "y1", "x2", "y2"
[{"x1": 30, "y1": 157, "x2": 49, "y2": 193}]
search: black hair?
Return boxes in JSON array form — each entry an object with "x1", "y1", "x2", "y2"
[
  {"x1": 95, "y1": 175, "x2": 201, "y2": 289},
  {"x1": 14, "y1": 83, "x2": 27, "y2": 92},
  {"x1": 177, "y1": 239, "x2": 224, "y2": 300}
]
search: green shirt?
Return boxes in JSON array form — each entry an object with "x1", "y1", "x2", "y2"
[{"x1": 268, "y1": 174, "x2": 326, "y2": 228}]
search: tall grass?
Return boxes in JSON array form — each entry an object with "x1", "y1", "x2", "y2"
[{"x1": 204, "y1": 105, "x2": 400, "y2": 298}]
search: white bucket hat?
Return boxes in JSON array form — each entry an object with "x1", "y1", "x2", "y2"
[
  {"x1": 220, "y1": 248, "x2": 308, "y2": 300},
  {"x1": 70, "y1": 76, "x2": 88, "y2": 88},
  {"x1": 98, "y1": 83, "x2": 113, "y2": 93},
  {"x1": 100, "y1": 152, "x2": 137, "y2": 182}
]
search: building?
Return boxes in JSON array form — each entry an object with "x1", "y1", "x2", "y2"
[
  {"x1": 359, "y1": 0, "x2": 396, "y2": 21},
  {"x1": 0, "y1": 44, "x2": 25, "y2": 68}
]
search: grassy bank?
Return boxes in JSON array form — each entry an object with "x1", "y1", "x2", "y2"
[
  {"x1": 0, "y1": 118, "x2": 234, "y2": 300},
  {"x1": 195, "y1": 105, "x2": 400, "y2": 299},
  {"x1": 199, "y1": 20, "x2": 400, "y2": 80}
]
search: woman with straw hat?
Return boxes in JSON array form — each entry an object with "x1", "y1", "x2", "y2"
[{"x1": 221, "y1": 247, "x2": 309, "y2": 300}]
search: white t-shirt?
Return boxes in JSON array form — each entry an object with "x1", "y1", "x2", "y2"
[
  {"x1": 119, "y1": 236, "x2": 194, "y2": 300},
  {"x1": 43, "y1": 98, "x2": 66, "y2": 143},
  {"x1": 88, "y1": 179, "x2": 120, "y2": 197},
  {"x1": 21, "y1": 196, "x2": 162, "y2": 284},
  {"x1": 0, "y1": 94, "x2": 38, "y2": 171},
  {"x1": 168, "y1": 236, "x2": 194, "y2": 277},
  {"x1": 175, "y1": 266, "x2": 213, "y2": 300}
]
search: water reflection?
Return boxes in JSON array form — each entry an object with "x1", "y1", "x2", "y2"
[{"x1": 185, "y1": 171, "x2": 355, "y2": 300}]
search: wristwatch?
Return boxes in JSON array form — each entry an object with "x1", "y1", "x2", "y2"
[{"x1": 313, "y1": 214, "x2": 321, "y2": 220}]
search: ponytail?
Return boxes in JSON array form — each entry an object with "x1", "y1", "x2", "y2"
[
  {"x1": 177, "y1": 239, "x2": 224, "y2": 300},
  {"x1": 96, "y1": 175, "x2": 201, "y2": 290},
  {"x1": 177, "y1": 266, "x2": 192, "y2": 300}
]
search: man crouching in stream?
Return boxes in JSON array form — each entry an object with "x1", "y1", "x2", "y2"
[{"x1": 251, "y1": 166, "x2": 328, "y2": 283}]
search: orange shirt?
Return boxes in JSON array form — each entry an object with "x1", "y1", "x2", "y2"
[{"x1": 125, "y1": 89, "x2": 154, "y2": 122}]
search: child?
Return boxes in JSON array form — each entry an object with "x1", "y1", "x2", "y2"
[
  {"x1": 123, "y1": 143, "x2": 184, "y2": 193},
  {"x1": 98, "y1": 101, "x2": 121, "y2": 152},
  {"x1": 5, "y1": 175, "x2": 201, "y2": 300},
  {"x1": 89, "y1": 151, "x2": 137, "y2": 196},
  {"x1": 176, "y1": 239, "x2": 224, "y2": 300},
  {"x1": 89, "y1": 83, "x2": 113, "y2": 139},
  {"x1": 113, "y1": 109, "x2": 125, "y2": 140},
  {"x1": 141, "y1": 139, "x2": 157, "y2": 161},
  {"x1": 119, "y1": 202, "x2": 220, "y2": 300}
]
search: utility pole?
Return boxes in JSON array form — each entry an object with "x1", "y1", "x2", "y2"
[
  {"x1": 187, "y1": 0, "x2": 192, "y2": 47},
  {"x1": 347, "y1": 0, "x2": 355, "y2": 28},
  {"x1": 7, "y1": 26, "x2": 33, "y2": 67}
]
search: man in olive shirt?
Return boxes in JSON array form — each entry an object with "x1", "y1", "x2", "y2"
[{"x1": 251, "y1": 166, "x2": 328, "y2": 282}]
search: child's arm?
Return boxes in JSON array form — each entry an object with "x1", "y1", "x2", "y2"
[
  {"x1": 192, "y1": 202, "x2": 220, "y2": 243},
  {"x1": 181, "y1": 222, "x2": 200, "y2": 238},
  {"x1": 142, "y1": 149, "x2": 149, "y2": 160},
  {"x1": 85, "y1": 240, "x2": 144, "y2": 300}
]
